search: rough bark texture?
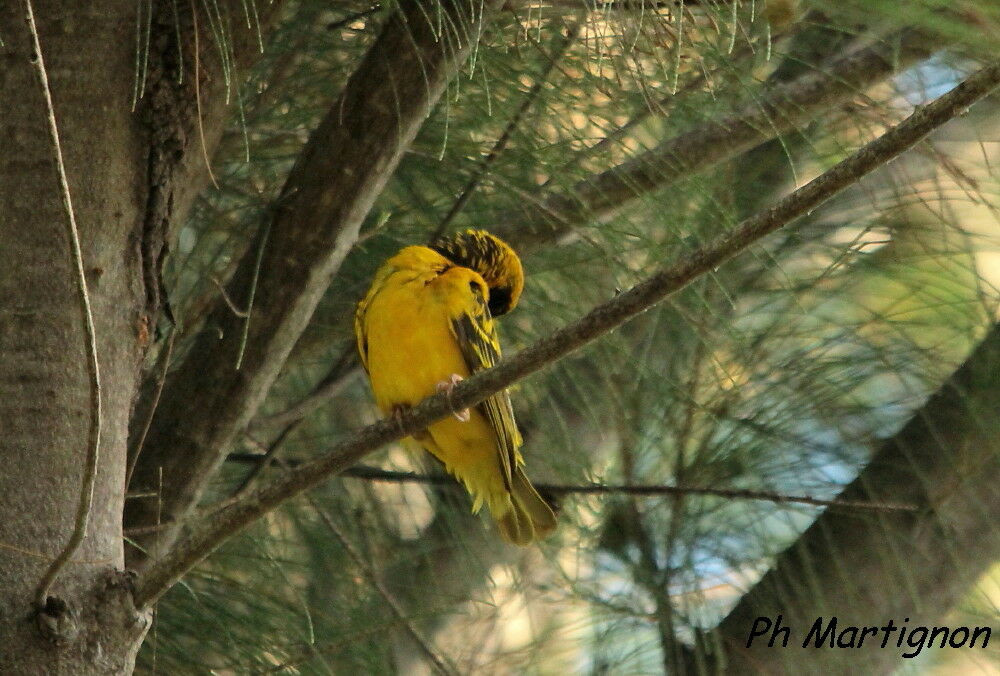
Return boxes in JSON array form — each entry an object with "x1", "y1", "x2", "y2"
[
  {"x1": 703, "y1": 323, "x2": 1000, "y2": 674},
  {"x1": 0, "y1": 2, "x2": 282, "y2": 672},
  {"x1": 135, "y1": 0, "x2": 287, "y2": 319},
  {"x1": 0, "y1": 3, "x2": 150, "y2": 672},
  {"x1": 125, "y1": 0, "x2": 505, "y2": 571}
]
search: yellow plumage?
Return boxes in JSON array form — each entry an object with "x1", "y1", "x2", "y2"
[{"x1": 355, "y1": 230, "x2": 556, "y2": 545}]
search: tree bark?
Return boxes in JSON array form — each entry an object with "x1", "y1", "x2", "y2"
[
  {"x1": 0, "y1": 2, "x2": 150, "y2": 672},
  {"x1": 0, "y1": 2, "x2": 282, "y2": 671},
  {"x1": 133, "y1": 0, "x2": 288, "y2": 319}
]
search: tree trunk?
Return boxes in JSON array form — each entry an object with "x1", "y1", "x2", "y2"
[
  {"x1": 0, "y1": 2, "x2": 150, "y2": 672},
  {"x1": 0, "y1": 0, "x2": 280, "y2": 670},
  {"x1": 702, "y1": 323, "x2": 1000, "y2": 674}
]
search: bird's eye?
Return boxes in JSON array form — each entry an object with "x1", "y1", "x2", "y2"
[
  {"x1": 488, "y1": 286, "x2": 513, "y2": 316},
  {"x1": 469, "y1": 281, "x2": 481, "y2": 294}
]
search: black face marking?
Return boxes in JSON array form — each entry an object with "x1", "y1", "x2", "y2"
[{"x1": 488, "y1": 286, "x2": 513, "y2": 316}]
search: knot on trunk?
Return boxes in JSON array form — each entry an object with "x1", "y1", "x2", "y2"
[{"x1": 35, "y1": 596, "x2": 78, "y2": 645}]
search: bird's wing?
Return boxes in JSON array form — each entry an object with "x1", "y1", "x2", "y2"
[
  {"x1": 354, "y1": 298, "x2": 371, "y2": 376},
  {"x1": 354, "y1": 263, "x2": 396, "y2": 376},
  {"x1": 451, "y1": 286, "x2": 521, "y2": 493}
]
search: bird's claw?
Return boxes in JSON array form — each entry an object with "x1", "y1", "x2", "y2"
[{"x1": 437, "y1": 374, "x2": 470, "y2": 422}]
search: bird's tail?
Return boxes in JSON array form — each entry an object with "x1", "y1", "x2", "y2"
[
  {"x1": 419, "y1": 430, "x2": 556, "y2": 544},
  {"x1": 495, "y1": 467, "x2": 557, "y2": 546}
]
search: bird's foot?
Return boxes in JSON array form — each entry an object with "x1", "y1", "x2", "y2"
[{"x1": 437, "y1": 374, "x2": 470, "y2": 422}]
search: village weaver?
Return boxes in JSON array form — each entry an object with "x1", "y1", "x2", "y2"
[{"x1": 354, "y1": 229, "x2": 557, "y2": 545}]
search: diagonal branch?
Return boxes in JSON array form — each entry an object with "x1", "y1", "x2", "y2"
[
  {"x1": 701, "y1": 320, "x2": 1000, "y2": 673},
  {"x1": 125, "y1": 0, "x2": 505, "y2": 566},
  {"x1": 133, "y1": 61, "x2": 1000, "y2": 607}
]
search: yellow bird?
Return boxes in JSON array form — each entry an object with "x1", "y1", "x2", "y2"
[{"x1": 355, "y1": 229, "x2": 556, "y2": 545}]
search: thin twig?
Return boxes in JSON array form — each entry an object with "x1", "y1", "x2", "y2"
[
  {"x1": 209, "y1": 276, "x2": 250, "y2": 318},
  {"x1": 325, "y1": 4, "x2": 382, "y2": 32},
  {"x1": 250, "y1": 348, "x2": 360, "y2": 429},
  {"x1": 537, "y1": 483, "x2": 914, "y2": 510},
  {"x1": 498, "y1": 28, "x2": 939, "y2": 250},
  {"x1": 298, "y1": 473, "x2": 457, "y2": 676},
  {"x1": 430, "y1": 16, "x2": 584, "y2": 241},
  {"x1": 124, "y1": 522, "x2": 175, "y2": 537},
  {"x1": 233, "y1": 428, "x2": 298, "y2": 497},
  {"x1": 25, "y1": 0, "x2": 104, "y2": 609},
  {"x1": 235, "y1": 221, "x2": 271, "y2": 370},
  {"x1": 189, "y1": 0, "x2": 219, "y2": 190},
  {"x1": 250, "y1": 367, "x2": 359, "y2": 429},
  {"x1": 226, "y1": 457, "x2": 917, "y2": 511},
  {"x1": 134, "y1": 63, "x2": 1000, "y2": 607}
]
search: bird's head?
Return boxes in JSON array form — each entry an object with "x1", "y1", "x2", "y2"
[{"x1": 431, "y1": 229, "x2": 524, "y2": 316}]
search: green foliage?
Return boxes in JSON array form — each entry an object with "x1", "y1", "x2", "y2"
[{"x1": 140, "y1": 0, "x2": 1000, "y2": 673}]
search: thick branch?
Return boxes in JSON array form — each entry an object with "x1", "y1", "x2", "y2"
[
  {"x1": 126, "y1": 0, "x2": 505, "y2": 565},
  {"x1": 134, "y1": 62, "x2": 1000, "y2": 607},
  {"x1": 703, "y1": 320, "x2": 1000, "y2": 673},
  {"x1": 497, "y1": 28, "x2": 937, "y2": 250}
]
